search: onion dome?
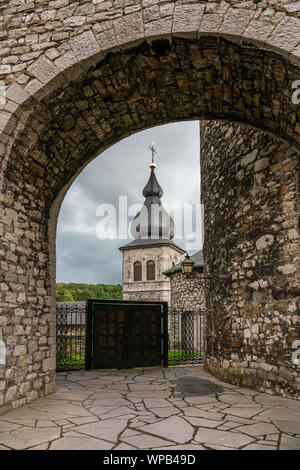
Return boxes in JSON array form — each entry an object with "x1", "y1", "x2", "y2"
[{"x1": 131, "y1": 163, "x2": 174, "y2": 240}]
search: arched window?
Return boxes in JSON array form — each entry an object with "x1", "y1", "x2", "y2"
[
  {"x1": 133, "y1": 261, "x2": 142, "y2": 281},
  {"x1": 147, "y1": 260, "x2": 155, "y2": 281}
]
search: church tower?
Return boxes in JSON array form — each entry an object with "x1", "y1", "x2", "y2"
[{"x1": 119, "y1": 143, "x2": 185, "y2": 304}]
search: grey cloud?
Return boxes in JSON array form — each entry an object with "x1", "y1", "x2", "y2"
[{"x1": 56, "y1": 121, "x2": 201, "y2": 284}]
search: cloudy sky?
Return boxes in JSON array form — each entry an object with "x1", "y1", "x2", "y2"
[{"x1": 56, "y1": 120, "x2": 202, "y2": 285}]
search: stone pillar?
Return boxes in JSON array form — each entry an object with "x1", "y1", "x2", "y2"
[
  {"x1": 201, "y1": 121, "x2": 300, "y2": 398},
  {"x1": 0, "y1": 187, "x2": 56, "y2": 415}
]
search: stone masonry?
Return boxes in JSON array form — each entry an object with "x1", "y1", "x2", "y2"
[
  {"x1": 201, "y1": 120, "x2": 300, "y2": 398},
  {"x1": 0, "y1": 1, "x2": 300, "y2": 413},
  {"x1": 168, "y1": 270, "x2": 206, "y2": 313},
  {"x1": 122, "y1": 245, "x2": 184, "y2": 304}
]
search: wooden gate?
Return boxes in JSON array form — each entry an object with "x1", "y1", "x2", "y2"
[{"x1": 85, "y1": 300, "x2": 168, "y2": 369}]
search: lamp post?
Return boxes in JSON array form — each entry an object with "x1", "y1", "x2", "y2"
[{"x1": 182, "y1": 253, "x2": 194, "y2": 279}]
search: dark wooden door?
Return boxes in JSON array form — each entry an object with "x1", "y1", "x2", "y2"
[{"x1": 85, "y1": 300, "x2": 168, "y2": 369}]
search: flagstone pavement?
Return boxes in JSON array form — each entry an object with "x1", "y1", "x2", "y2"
[{"x1": 0, "y1": 365, "x2": 300, "y2": 450}]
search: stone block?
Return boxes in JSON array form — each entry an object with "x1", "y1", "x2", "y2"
[
  {"x1": 172, "y1": 4, "x2": 205, "y2": 38},
  {"x1": 114, "y1": 11, "x2": 144, "y2": 45},
  {"x1": 69, "y1": 30, "x2": 101, "y2": 61},
  {"x1": 27, "y1": 56, "x2": 59, "y2": 84}
]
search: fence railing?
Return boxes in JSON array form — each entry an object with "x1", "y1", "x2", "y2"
[
  {"x1": 56, "y1": 302, "x2": 86, "y2": 371},
  {"x1": 168, "y1": 309, "x2": 206, "y2": 366},
  {"x1": 56, "y1": 303, "x2": 207, "y2": 370}
]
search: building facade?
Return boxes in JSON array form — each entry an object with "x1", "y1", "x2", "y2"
[{"x1": 119, "y1": 155, "x2": 185, "y2": 304}]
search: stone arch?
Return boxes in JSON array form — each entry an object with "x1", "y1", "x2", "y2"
[{"x1": 1, "y1": 1, "x2": 300, "y2": 411}]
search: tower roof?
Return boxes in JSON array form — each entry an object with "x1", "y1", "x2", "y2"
[
  {"x1": 142, "y1": 168, "x2": 163, "y2": 199},
  {"x1": 130, "y1": 164, "x2": 175, "y2": 240}
]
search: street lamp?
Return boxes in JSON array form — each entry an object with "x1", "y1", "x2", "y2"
[{"x1": 182, "y1": 253, "x2": 194, "y2": 278}]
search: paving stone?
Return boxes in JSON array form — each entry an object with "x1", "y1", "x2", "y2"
[
  {"x1": 259, "y1": 407, "x2": 300, "y2": 422},
  {"x1": 204, "y1": 444, "x2": 237, "y2": 450},
  {"x1": 120, "y1": 429, "x2": 141, "y2": 438},
  {"x1": 0, "y1": 422, "x2": 21, "y2": 432},
  {"x1": 36, "y1": 420, "x2": 58, "y2": 428},
  {"x1": 127, "y1": 391, "x2": 171, "y2": 398},
  {"x1": 183, "y1": 407, "x2": 223, "y2": 420},
  {"x1": 151, "y1": 407, "x2": 180, "y2": 418},
  {"x1": 144, "y1": 398, "x2": 172, "y2": 408},
  {"x1": 195, "y1": 427, "x2": 254, "y2": 448},
  {"x1": 184, "y1": 396, "x2": 219, "y2": 405},
  {"x1": 1, "y1": 366, "x2": 300, "y2": 450},
  {"x1": 114, "y1": 442, "x2": 137, "y2": 450},
  {"x1": 272, "y1": 420, "x2": 300, "y2": 435},
  {"x1": 68, "y1": 416, "x2": 99, "y2": 425},
  {"x1": 74, "y1": 419, "x2": 128, "y2": 443},
  {"x1": 242, "y1": 443, "x2": 277, "y2": 450},
  {"x1": 0, "y1": 427, "x2": 60, "y2": 450},
  {"x1": 49, "y1": 436, "x2": 114, "y2": 450},
  {"x1": 157, "y1": 444, "x2": 206, "y2": 450},
  {"x1": 255, "y1": 394, "x2": 300, "y2": 406},
  {"x1": 235, "y1": 422, "x2": 279, "y2": 437},
  {"x1": 224, "y1": 405, "x2": 264, "y2": 419},
  {"x1": 129, "y1": 384, "x2": 169, "y2": 391},
  {"x1": 91, "y1": 398, "x2": 131, "y2": 406},
  {"x1": 27, "y1": 443, "x2": 49, "y2": 450},
  {"x1": 138, "y1": 416, "x2": 194, "y2": 444},
  {"x1": 219, "y1": 394, "x2": 255, "y2": 404},
  {"x1": 184, "y1": 417, "x2": 223, "y2": 428},
  {"x1": 257, "y1": 440, "x2": 276, "y2": 446},
  {"x1": 121, "y1": 434, "x2": 174, "y2": 449},
  {"x1": 279, "y1": 435, "x2": 300, "y2": 450},
  {"x1": 100, "y1": 406, "x2": 137, "y2": 419}
]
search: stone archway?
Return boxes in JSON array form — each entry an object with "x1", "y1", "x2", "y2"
[{"x1": 0, "y1": 1, "x2": 300, "y2": 412}]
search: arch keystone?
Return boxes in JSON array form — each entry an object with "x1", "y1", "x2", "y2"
[
  {"x1": 145, "y1": 18, "x2": 173, "y2": 41},
  {"x1": 172, "y1": 3, "x2": 205, "y2": 38},
  {"x1": 114, "y1": 11, "x2": 145, "y2": 47}
]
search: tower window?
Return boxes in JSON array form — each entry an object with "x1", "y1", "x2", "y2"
[
  {"x1": 147, "y1": 260, "x2": 155, "y2": 281},
  {"x1": 133, "y1": 261, "x2": 142, "y2": 281}
]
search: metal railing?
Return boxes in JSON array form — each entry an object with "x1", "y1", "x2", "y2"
[
  {"x1": 56, "y1": 303, "x2": 207, "y2": 370},
  {"x1": 56, "y1": 302, "x2": 86, "y2": 371},
  {"x1": 168, "y1": 309, "x2": 206, "y2": 366}
]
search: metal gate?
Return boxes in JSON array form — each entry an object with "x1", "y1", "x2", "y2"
[
  {"x1": 85, "y1": 300, "x2": 168, "y2": 369},
  {"x1": 168, "y1": 310, "x2": 206, "y2": 366},
  {"x1": 56, "y1": 302, "x2": 206, "y2": 371},
  {"x1": 56, "y1": 302, "x2": 86, "y2": 371}
]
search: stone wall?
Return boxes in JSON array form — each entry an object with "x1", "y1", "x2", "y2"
[
  {"x1": 201, "y1": 120, "x2": 300, "y2": 398},
  {"x1": 0, "y1": 0, "x2": 300, "y2": 412},
  {"x1": 169, "y1": 270, "x2": 206, "y2": 313}
]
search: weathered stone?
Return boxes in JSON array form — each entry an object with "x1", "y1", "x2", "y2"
[
  {"x1": 69, "y1": 31, "x2": 100, "y2": 61},
  {"x1": 0, "y1": 0, "x2": 300, "y2": 415}
]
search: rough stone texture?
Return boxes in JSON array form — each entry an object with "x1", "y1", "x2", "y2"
[
  {"x1": 0, "y1": 365, "x2": 299, "y2": 450},
  {"x1": 169, "y1": 270, "x2": 206, "y2": 312},
  {"x1": 201, "y1": 121, "x2": 300, "y2": 399},
  {"x1": 0, "y1": 1, "x2": 300, "y2": 412}
]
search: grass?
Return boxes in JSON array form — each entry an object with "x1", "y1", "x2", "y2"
[{"x1": 56, "y1": 350, "x2": 202, "y2": 370}]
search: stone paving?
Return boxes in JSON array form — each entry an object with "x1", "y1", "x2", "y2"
[{"x1": 0, "y1": 365, "x2": 300, "y2": 451}]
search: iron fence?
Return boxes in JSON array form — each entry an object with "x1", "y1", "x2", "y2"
[
  {"x1": 168, "y1": 310, "x2": 206, "y2": 366},
  {"x1": 56, "y1": 302, "x2": 86, "y2": 371},
  {"x1": 56, "y1": 303, "x2": 206, "y2": 370}
]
